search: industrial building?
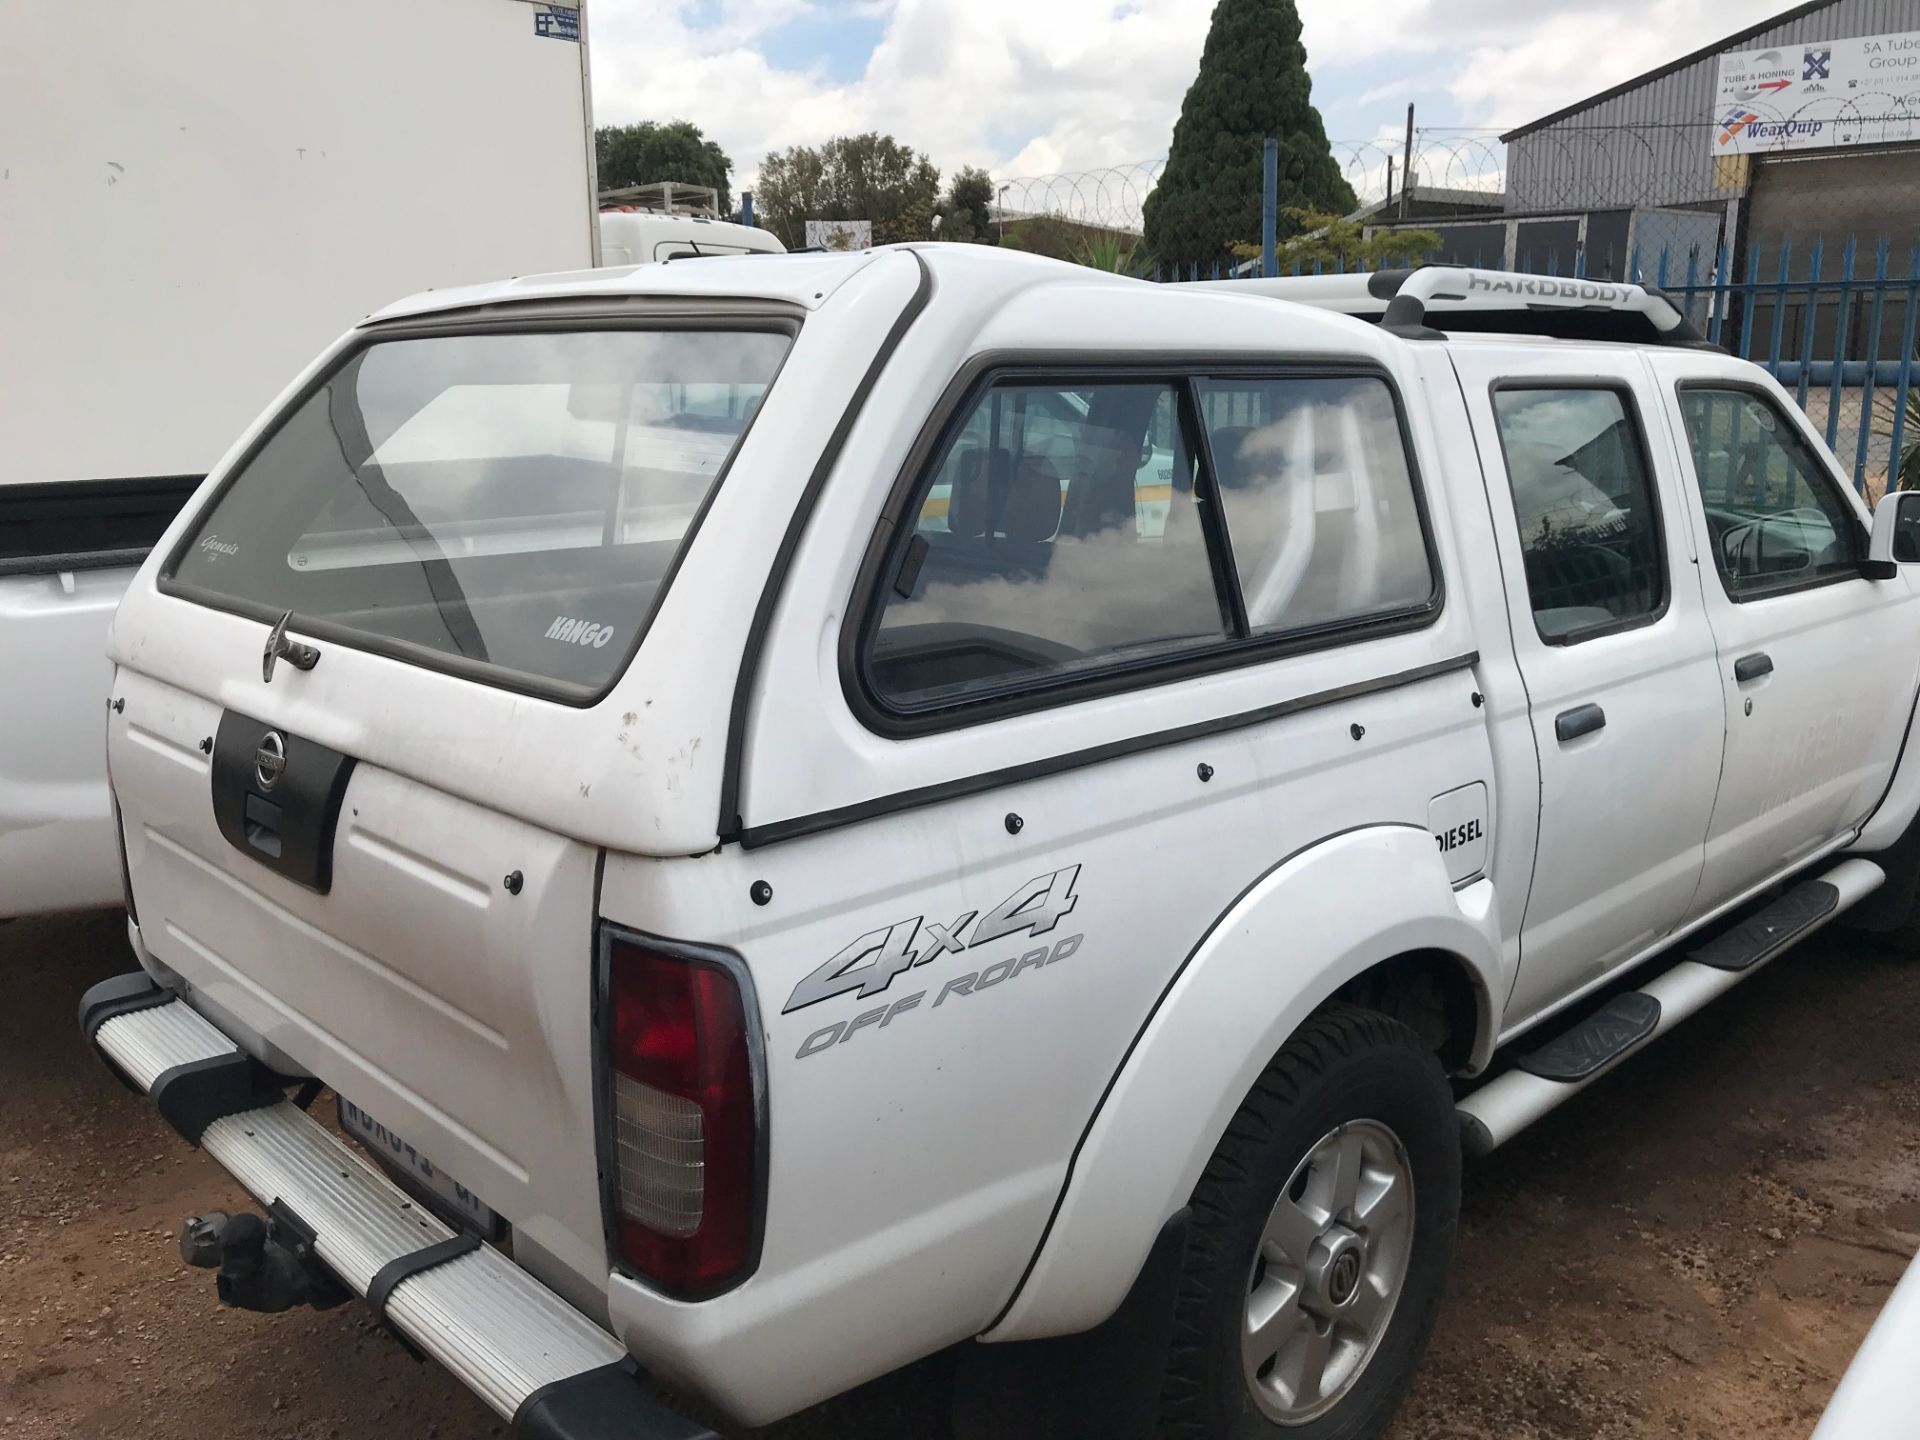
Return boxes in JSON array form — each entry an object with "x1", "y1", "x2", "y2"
[{"x1": 1397, "y1": 0, "x2": 1920, "y2": 290}]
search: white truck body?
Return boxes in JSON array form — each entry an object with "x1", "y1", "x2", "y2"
[
  {"x1": 596, "y1": 211, "x2": 786, "y2": 265},
  {"x1": 81, "y1": 249, "x2": 1920, "y2": 1440},
  {"x1": 0, "y1": 0, "x2": 596, "y2": 917},
  {"x1": 1814, "y1": 1246, "x2": 1920, "y2": 1439}
]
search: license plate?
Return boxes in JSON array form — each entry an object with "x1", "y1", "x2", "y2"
[{"x1": 338, "y1": 1098, "x2": 501, "y2": 1237}]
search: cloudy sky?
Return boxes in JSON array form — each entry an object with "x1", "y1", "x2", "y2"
[{"x1": 587, "y1": 0, "x2": 1773, "y2": 187}]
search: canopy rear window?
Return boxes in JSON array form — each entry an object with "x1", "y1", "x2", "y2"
[{"x1": 165, "y1": 323, "x2": 793, "y2": 700}]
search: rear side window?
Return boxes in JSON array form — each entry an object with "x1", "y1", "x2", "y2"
[
  {"x1": 1490, "y1": 387, "x2": 1665, "y2": 642},
  {"x1": 166, "y1": 326, "x2": 791, "y2": 700},
  {"x1": 1677, "y1": 387, "x2": 1864, "y2": 599},
  {"x1": 870, "y1": 382, "x2": 1230, "y2": 711},
  {"x1": 1196, "y1": 376, "x2": 1433, "y2": 635},
  {"x1": 860, "y1": 369, "x2": 1438, "y2": 720}
]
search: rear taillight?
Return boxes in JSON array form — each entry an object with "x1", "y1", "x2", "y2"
[{"x1": 604, "y1": 932, "x2": 761, "y2": 1297}]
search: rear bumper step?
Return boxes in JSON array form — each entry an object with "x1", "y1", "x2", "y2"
[
  {"x1": 82, "y1": 977, "x2": 714, "y2": 1440},
  {"x1": 1459, "y1": 857, "x2": 1884, "y2": 1156}
]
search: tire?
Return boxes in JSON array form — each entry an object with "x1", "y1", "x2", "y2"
[
  {"x1": 1838, "y1": 822, "x2": 1920, "y2": 955},
  {"x1": 1159, "y1": 1006, "x2": 1460, "y2": 1440},
  {"x1": 1855, "y1": 911, "x2": 1920, "y2": 955}
]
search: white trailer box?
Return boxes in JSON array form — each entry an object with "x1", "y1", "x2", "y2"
[{"x1": 0, "y1": 0, "x2": 597, "y2": 917}]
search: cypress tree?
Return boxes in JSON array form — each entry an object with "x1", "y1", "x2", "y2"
[{"x1": 1143, "y1": 0, "x2": 1356, "y2": 269}]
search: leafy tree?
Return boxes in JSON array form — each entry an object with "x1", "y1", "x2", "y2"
[
  {"x1": 755, "y1": 133, "x2": 942, "y2": 249},
  {"x1": 1142, "y1": 0, "x2": 1356, "y2": 269},
  {"x1": 596, "y1": 121, "x2": 734, "y2": 215},
  {"x1": 937, "y1": 166, "x2": 996, "y2": 243},
  {"x1": 934, "y1": 209, "x2": 979, "y2": 244},
  {"x1": 755, "y1": 146, "x2": 829, "y2": 246}
]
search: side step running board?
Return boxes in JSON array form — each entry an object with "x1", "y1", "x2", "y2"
[
  {"x1": 1513, "y1": 992, "x2": 1660, "y2": 1082},
  {"x1": 1688, "y1": 879, "x2": 1837, "y2": 971},
  {"x1": 1459, "y1": 857, "x2": 1883, "y2": 1156},
  {"x1": 83, "y1": 986, "x2": 711, "y2": 1438}
]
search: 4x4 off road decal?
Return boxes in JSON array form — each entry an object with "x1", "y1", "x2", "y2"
[
  {"x1": 783, "y1": 865, "x2": 1082, "y2": 1016},
  {"x1": 788, "y1": 865, "x2": 1086, "y2": 1061}
]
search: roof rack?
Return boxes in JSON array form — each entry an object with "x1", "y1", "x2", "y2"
[
  {"x1": 1204, "y1": 265, "x2": 1720, "y2": 350},
  {"x1": 596, "y1": 181, "x2": 721, "y2": 217}
]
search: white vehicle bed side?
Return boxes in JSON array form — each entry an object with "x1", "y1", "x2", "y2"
[
  {"x1": 0, "y1": 567, "x2": 129, "y2": 914},
  {"x1": 597, "y1": 662, "x2": 1494, "y2": 1420},
  {"x1": 985, "y1": 824, "x2": 1501, "y2": 1342}
]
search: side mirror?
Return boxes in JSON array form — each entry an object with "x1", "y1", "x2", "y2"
[{"x1": 1866, "y1": 491, "x2": 1920, "y2": 578}]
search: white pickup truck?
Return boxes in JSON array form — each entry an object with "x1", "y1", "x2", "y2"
[{"x1": 80, "y1": 250, "x2": 1920, "y2": 1440}]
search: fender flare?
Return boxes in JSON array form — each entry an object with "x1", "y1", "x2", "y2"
[{"x1": 986, "y1": 823, "x2": 1502, "y2": 1342}]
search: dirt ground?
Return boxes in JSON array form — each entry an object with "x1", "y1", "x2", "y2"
[{"x1": 3, "y1": 909, "x2": 1917, "y2": 1440}]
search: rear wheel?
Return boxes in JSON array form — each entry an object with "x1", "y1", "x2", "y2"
[
  {"x1": 1856, "y1": 910, "x2": 1920, "y2": 955},
  {"x1": 1160, "y1": 1006, "x2": 1459, "y2": 1440}
]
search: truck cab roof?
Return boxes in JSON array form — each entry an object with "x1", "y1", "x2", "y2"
[
  {"x1": 368, "y1": 246, "x2": 887, "y2": 322},
  {"x1": 367, "y1": 244, "x2": 1400, "y2": 354},
  {"x1": 369, "y1": 249, "x2": 1712, "y2": 365}
]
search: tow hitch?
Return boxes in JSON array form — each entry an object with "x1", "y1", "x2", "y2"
[{"x1": 179, "y1": 1202, "x2": 348, "y2": 1313}]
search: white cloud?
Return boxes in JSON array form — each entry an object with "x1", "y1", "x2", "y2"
[
  {"x1": 1414, "y1": 0, "x2": 1777, "y2": 127},
  {"x1": 586, "y1": 0, "x2": 1768, "y2": 188}
]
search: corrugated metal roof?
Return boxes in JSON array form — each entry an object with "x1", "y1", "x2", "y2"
[
  {"x1": 1499, "y1": 0, "x2": 1920, "y2": 212},
  {"x1": 1503, "y1": 0, "x2": 1844, "y2": 140}
]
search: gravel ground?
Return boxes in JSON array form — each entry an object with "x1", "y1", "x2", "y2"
[{"x1": 3, "y1": 908, "x2": 1917, "y2": 1440}]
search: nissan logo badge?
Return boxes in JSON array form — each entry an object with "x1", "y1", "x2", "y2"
[{"x1": 254, "y1": 731, "x2": 287, "y2": 792}]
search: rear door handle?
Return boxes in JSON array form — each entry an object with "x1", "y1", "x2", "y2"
[
  {"x1": 1734, "y1": 652, "x2": 1773, "y2": 682},
  {"x1": 1555, "y1": 703, "x2": 1607, "y2": 742}
]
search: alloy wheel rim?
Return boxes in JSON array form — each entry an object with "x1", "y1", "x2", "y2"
[{"x1": 1241, "y1": 1118, "x2": 1415, "y2": 1425}]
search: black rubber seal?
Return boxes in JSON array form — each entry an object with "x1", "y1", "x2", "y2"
[
  {"x1": 150, "y1": 1052, "x2": 287, "y2": 1145},
  {"x1": 77, "y1": 971, "x2": 169, "y2": 1042},
  {"x1": 513, "y1": 1357, "x2": 719, "y2": 1440},
  {"x1": 365, "y1": 1233, "x2": 481, "y2": 1327}
]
